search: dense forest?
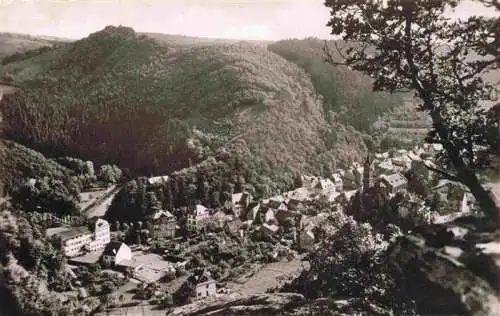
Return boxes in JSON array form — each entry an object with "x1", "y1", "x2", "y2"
[
  {"x1": 267, "y1": 38, "x2": 403, "y2": 132},
  {"x1": 0, "y1": 140, "x2": 123, "y2": 217},
  {"x1": 105, "y1": 151, "x2": 280, "y2": 223},
  {"x1": 0, "y1": 27, "x2": 410, "y2": 199},
  {"x1": 0, "y1": 208, "x2": 87, "y2": 315},
  {"x1": 0, "y1": 26, "x2": 378, "y2": 195}
]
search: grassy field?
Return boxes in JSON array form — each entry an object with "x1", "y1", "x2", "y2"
[
  {"x1": 376, "y1": 95, "x2": 431, "y2": 147},
  {"x1": 227, "y1": 257, "x2": 309, "y2": 295},
  {"x1": 0, "y1": 33, "x2": 67, "y2": 60}
]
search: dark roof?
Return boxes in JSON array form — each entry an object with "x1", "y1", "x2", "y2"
[
  {"x1": 188, "y1": 269, "x2": 214, "y2": 285},
  {"x1": 241, "y1": 192, "x2": 251, "y2": 201},
  {"x1": 489, "y1": 102, "x2": 500, "y2": 118},
  {"x1": 267, "y1": 200, "x2": 282, "y2": 209},
  {"x1": 248, "y1": 201, "x2": 259, "y2": 209},
  {"x1": 55, "y1": 226, "x2": 91, "y2": 241},
  {"x1": 102, "y1": 241, "x2": 125, "y2": 256}
]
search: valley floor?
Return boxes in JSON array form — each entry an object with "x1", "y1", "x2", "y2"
[{"x1": 227, "y1": 256, "x2": 308, "y2": 295}]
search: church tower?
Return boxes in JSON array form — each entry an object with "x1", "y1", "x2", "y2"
[{"x1": 363, "y1": 153, "x2": 373, "y2": 192}]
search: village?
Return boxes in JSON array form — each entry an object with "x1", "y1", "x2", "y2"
[{"x1": 41, "y1": 142, "x2": 487, "y2": 313}]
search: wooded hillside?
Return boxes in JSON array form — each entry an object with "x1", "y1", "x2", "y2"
[{"x1": 0, "y1": 26, "x2": 405, "y2": 195}]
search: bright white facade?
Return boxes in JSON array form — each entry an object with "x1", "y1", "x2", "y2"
[{"x1": 51, "y1": 218, "x2": 111, "y2": 257}]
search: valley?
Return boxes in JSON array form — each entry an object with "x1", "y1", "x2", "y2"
[{"x1": 0, "y1": 4, "x2": 498, "y2": 313}]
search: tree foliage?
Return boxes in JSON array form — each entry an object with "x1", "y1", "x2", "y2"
[
  {"x1": 0, "y1": 208, "x2": 92, "y2": 315},
  {"x1": 11, "y1": 177, "x2": 80, "y2": 216},
  {"x1": 324, "y1": 0, "x2": 500, "y2": 222},
  {"x1": 106, "y1": 153, "x2": 257, "y2": 222},
  {"x1": 0, "y1": 26, "x2": 369, "y2": 196},
  {"x1": 294, "y1": 214, "x2": 414, "y2": 314}
]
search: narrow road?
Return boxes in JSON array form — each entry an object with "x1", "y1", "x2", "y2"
[{"x1": 84, "y1": 185, "x2": 122, "y2": 218}]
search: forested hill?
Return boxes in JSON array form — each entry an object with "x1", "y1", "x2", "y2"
[
  {"x1": 0, "y1": 26, "x2": 399, "y2": 195},
  {"x1": 268, "y1": 38, "x2": 403, "y2": 132}
]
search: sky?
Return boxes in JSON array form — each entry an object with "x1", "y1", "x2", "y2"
[{"x1": 0, "y1": 0, "x2": 498, "y2": 41}]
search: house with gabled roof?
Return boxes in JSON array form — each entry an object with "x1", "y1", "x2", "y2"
[
  {"x1": 302, "y1": 175, "x2": 320, "y2": 189},
  {"x1": 380, "y1": 173, "x2": 408, "y2": 194},
  {"x1": 148, "y1": 210, "x2": 177, "y2": 240},
  {"x1": 392, "y1": 155, "x2": 412, "y2": 171},
  {"x1": 230, "y1": 191, "x2": 252, "y2": 218},
  {"x1": 261, "y1": 223, "x2": 280, "y2": 237},
  {"x1": 314, "y1": 178, "x2": 336, "y2": 193},
  {"x1": 101, "y1": 241, "x2": 132, "y2": 267},
  {"x1": 175, "y1": 269, "x2": 216, "y2": 302},
  {"x1": 288, "y1": 198, "x2": 306, "y2": 212},
  {"x1": 246, "y1": 203, "x2": 260, "y2": 222},
  {"x1": 284, "y1": 187, "x2": 309, "y2": 201},
  {"x1": 266, "y1": 197, "x2": 285, "y2": 210},
  {"x1": 209, "y1": 210, "x2": 231, "y2": 230},
  {"x1": 187, "y1": 204, "x2": 210, "y2": 232},
  {"x1": 259, "y1": 207, "x2": 278, "y2": 225},
  {"x1": 331, "y1": 173, "x2": 343, "y2": 191},
  {"x1": 299, "y1": 213, "x2": 329, "y2": 231},
  {"x1": 376, "y1": 160, "x2": 400, "y2": 175},
  {"x1": 224, "y1": 219, "x2": 243, "y2": 238},
  {"x1": 275, "y1": 208, "x2": 300, "y2": 227},
  {"x1": 461, "y1": 192, "x2": 476, "y2": 213},
  {"x1": 299, "y1": 230, "x2": 315, "y2": 252}
]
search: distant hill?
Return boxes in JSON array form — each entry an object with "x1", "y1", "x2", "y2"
[
  {"x1": 268, "y1": 38, "x2": 403, "y2": 132},
  {"x1": 0, "y1": 32, "x2": 70, "y2": 62},
  {"x1": 143, "y1": 32, "x2": 271, "y2": 48},
  {"x1": 0, "y1": 26, "x2": 403, "y2": 194}
]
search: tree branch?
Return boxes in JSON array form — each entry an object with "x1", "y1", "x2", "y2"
[
  {"x1": 423, "y1": 161, "x2": 460, "y2": 182},
  {"x1": 323, "y1": 40, "x2": 347, "y2": 66},
  {"x1": 482, "y1": 0, "x2": 500, "y2": 10}
]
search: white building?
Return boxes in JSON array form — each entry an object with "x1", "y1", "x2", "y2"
[
  {"x1": 314, "y1": 178, "x2": 336, "y2": 193},
  {"x1": 148, "y1": 176, "x2": 169, "y2": 185},
  {"x1": 49, "y1": 218, "x2": 111, "y2": 257},
  {"x1": 56, "y1": 227, "x2": 93, "y2": 257},
  {"x1": 331, "y1": 173, "x2": 343, "y2": 192},
  {"x1": 187, "y1": 270, "x2": 217, "y2": 300},
  {"x1": 102, "y1": 241, "x2": 132, "y2": 266},
  {"x1": 187, "y1": 204, "x2": 211, "y2": 232},
  {"x1": 87, "y1": 219, "x2": 111, "y2": 252},
  {"x1": 461, "y1": 193, "x2": 476, "y2": 213}
]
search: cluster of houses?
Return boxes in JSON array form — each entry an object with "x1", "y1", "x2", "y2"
[
  {"x1": 47, "y1": 143, "x2": 466, "y2": 257},
  {"x1": 45, "y1": 143, "x2": 486, "y2": 303}
]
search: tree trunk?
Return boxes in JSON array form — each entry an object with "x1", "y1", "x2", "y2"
[
  {"x1": 458, "y1": 167, "x2": 499, "y2": 224},
  {"x1": 441, "y1": 131, "x2": 499, "y2": 224},
  {"x1": 428, "y1": 107, "x2": 499, "y2": 224}
]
